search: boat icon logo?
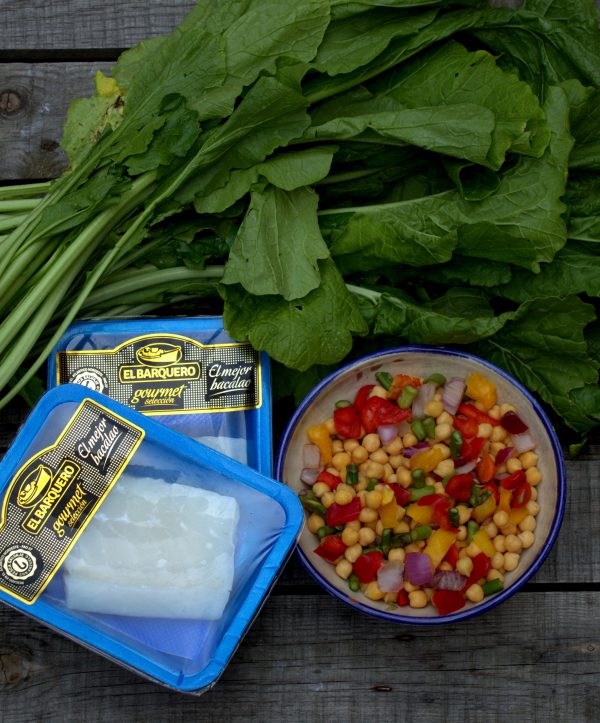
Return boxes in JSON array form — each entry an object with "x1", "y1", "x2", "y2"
[
  {"x1": 135, "y1": 343, "x2": 182, "y2": 367},
  {"x1": 17, "y1": 465, "x2": 53, "y2": 508}
]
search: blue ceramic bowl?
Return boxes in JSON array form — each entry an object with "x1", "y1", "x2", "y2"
[{"x1": 275, "y1": 346, "x2": 566, "y2": 624}]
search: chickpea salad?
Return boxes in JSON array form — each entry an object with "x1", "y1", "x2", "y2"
[{"x1": 298, "y1": 369, "x2": 542, "y2": 616}]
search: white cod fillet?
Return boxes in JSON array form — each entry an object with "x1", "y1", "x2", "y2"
[{"x1": 63, "y1": 476, "x2": 239, "y2": 620}]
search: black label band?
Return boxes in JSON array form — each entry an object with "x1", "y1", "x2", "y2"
[
  {"x1": 57, "y1": 334, "x2": 261, "y2": 416},
  {"x1": 0, "y1": 399, "x2": 144, "y2": 604}
]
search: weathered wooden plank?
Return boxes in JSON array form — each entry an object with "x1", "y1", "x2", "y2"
[
  {"x1": 0, "y1": 0, "x2": 192, "y2": 51},
  {"x1": 0, "y1": 591, "x2": 598, "y2": 722},
  {"x1": 0, "y1": 62, "x2": 110, "y2": 180}
]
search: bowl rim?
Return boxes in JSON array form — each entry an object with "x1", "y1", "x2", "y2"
[{"x1": 275, "y1": 344, "x2": 567, "y2": 624}]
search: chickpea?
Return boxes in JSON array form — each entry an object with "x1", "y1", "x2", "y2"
[
  {"x1": 491, "y1": 552, "x2": 505, "y2": 571},
  {"x1": 370, "y1": 449, "x2": 389, "y2": 465},
  {"x1": 396, "y1": 506, "x2": 406, "y2": 522},
  {"x1": 344, "y1": 543, "x2": 363, "y2": 563},
  {"x1": 375, "y1": 520, "x2": 384, "y2": 537},
  {"x1": 403, "y1": 581, "x2": 418, "y2": 593},
  {"x1": 482, "y1": 521, "x2": 498, "y2": 539},
  {"x1": 526, "y1": 500, "x2": 540, "y2": 516},
  {"x1": 519, "y1": 530, "x2": 535, "y2": 549},
  {"x1": 351, "y1": 446, "x2": 369, "y2": 464},
  {"x1": 388, "y1": 548, "x2": 406, "y2": 562},
  {"x1": 435, "y1": 423, "x2": 452, "y2": 442},
  {"x1": 500, "y1": 403, "x2": 516, "y2": 415},
  {"x1": 456, "y1": 525, "x2": 467, "y2": 541},
  {"x1": 505, "y1": 457, "x2": 522, "y2": 474},
  {"x1": 530, "y1": 487, "x2": 538, "y2": 501},
  {"x1": 465, "y1": 543, "x2": 482, "y2": 558},
  {"x1": 503, "y1": 552, "x2": 520, "y2": 572},
  {"x1": 364, "y1": 461, "x2": 385, "y2": 480},
  {"x1": 505, "y1": 534, "x2": 523, "y2": 553},
  {"x1": 396, "y1": 467, "x2": 412, "y2": 487},
  {"x1": 433, "y1": 482, "x2": 446, "y2": 495},
  {"x1": 358, "y1": 527, "x2": 376, "y2": 546},
  {"x1": 490, "y1": 426, "x2": 507, "y2": 443},
  {"x1": 526, "y1": 467, "x2": 542, "y2": 486},
  {"x1": 356, "y1": 478, "x2": 368, "y2": 492},
  {"x1": 312, "y1": 482, "x2": 330, "y2": 498},
  {"x1": 359, "y1": 507, "x2": 378, "y2": 524},
  {"x1": 519, "y1": 451, "x2": 539, "y2": 469},
  {"x1": 519, "y1": 515, "x2": 537, "y2": 532},
  {"x1": 321, "y1": 491, "x2": 335, "y2": 508},
  {"x1": 425, "y1": 400, "x2": 444, "y2": 418},
  {"x1": 341, "y1": 526, "x2": 359, "y2": 546},
  {"x1": 324, "y1": 418, "x2": 336, "y2": 434},
  {"x1": 493, "y1": 535, "x2": 506, "y2": 553},
  {"x1": 493, "y1": 510, "x2": 508, "y2": 528},
  {"x1": 489, "y1": 442, "x2": 506, "y2": 457},
  {"x1": 456, "y1": 557, "x2": 473, "y2": 576},
  {"x1": 307, "y1": 514, "x2": 325, "y2": 534},
  {"x1": 384, "y1": 592, "x2": 399, "y2": 604},
  {"x1": 433, "y1": 443, "x2": 451, "y2": 460},
  {"x1": 369, "y1": 385, "x2": 387, "y2": 399},
  {"x1": 404, "y1": 543, "x2": 422, "y2": 554},
  {"x1": 403, "y1": 433, "x2": 418, "y2": 448},
  {"x1": 389, "y1": 454, "x2": 404, "y2": 470},
  {"x1": 364, "y1": 581, "x2": 385, "y2": 600},
  {"x1": 466, "y1": 584, "x2": 484, "y2": 603},
  {"x1": 346, "y1": 520, "x2": 361, "y2": 531},
  {"x1": 380, "y1": 486, "x2": 395, "y2": 506},
  {"x1": 334, "y1": 486, "x2": 355, "y2": 506},
  {"x1": 478, "y1": 423, "x2": 493, "y2": 439},
  {"x1": 436, "y1": 412, "x2": 453, "y2": 426},
  {"x1": 366, "y1": 490, "x2": 383, "y2": 509},
  {"x1": 335, "y1": 559, "x2": 353, "y2": 580},
  {"x1": 383, "y1": 438, "x2": 403, "y2": 455},
  {"x1": 487, "y1": 569, "x2": 504, "y2": 583},
  {"x1": 438, "y1": 561, "x2": 453, "y2": 572},
  {"x1": 362, "y1": 433, "x2": 381, "y2": 453},
  {"x1": 500, "y1": 523, "x2": 518, "y2": 536},
  {"x1": 457, "y1": 505, "x2": 471, "y2": 525},
  {"x1": 409, "y1": 590, "x2": 428, "y2": 608},
  {"x1": 332, "y1": 440, "x2": 344, "y2": 454},
  {"x1": 488, "y1": 405, "x2": 501, "y2": 420},
  {"x1": 434, "y1": 459, "x2": 455, "y2": 478},
  {"x1": 394, "y1": 521, "x2": 410, "y2": 534}
]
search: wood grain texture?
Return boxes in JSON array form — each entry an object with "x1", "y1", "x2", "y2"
[
  {"x1": 0, "y1": 62, "x2": 110, "y2": 180},
  {"x1": 0, "y1": 0, "x2": 193, "y2": 51},
  {"x1": 0, "y1": 592, "x2": 599, "y2": 722}
]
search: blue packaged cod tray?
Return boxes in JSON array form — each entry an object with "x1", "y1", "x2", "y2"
[
  {"x1": 47, "y1": 317, "x2": 272, "y2": 476},
  {"x1": 0, "y1": 385, "x2": 302, "y2": 693}
]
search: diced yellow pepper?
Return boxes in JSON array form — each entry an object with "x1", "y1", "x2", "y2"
[
  {"x1": 410, "y1": 446, "x2": 444, "y2": 473},
  {"x1": 473, "y1": 493, "x2": 497, "y2": 523},
  {"x1": 424, "y1": 529, "x2": 457, "y2": 569},
  {"x1": 472, "y1": 529, "x2": 495, "y2": 557},
  {"x1": 406, "y1": 503, "x2": 433, "y2": 526},
  {"x1": 508, "y1": 507, "x2": 529, "y2": 526},
  {"x1": 466, "y1": 372, "x2": 497, "y2": 411},
  {"x1": 379, "y1": 498, "x2": 398, "y2": 528},
  {"x1": 499, "y1": 487, "x2": 512, "y2": 512},
  {"x1": 307, "y1": 424, "x2": 332, "y2": 465}
]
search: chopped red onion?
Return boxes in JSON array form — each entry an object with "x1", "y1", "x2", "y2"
[
  {"x1": 494, "y1": 446, "x2": 515, "y2": 466},
  {"x1": 431, "y1": 570, "x2": 467, "y2": 591},
  {"x1": 405, "y1": 552, "x2": 433, "y2": 586},
  {"x1": 377, "y1": 560, "x2": 405, "y2": 592},
  {"x1": 403, "y1": 441, "x2": 431, "y2": 458},
  {"x1": 378, "y1": 424, "x2": 401, "y2": 445},
  {"x1": 511, "y1": 431, "x2": 536, "y2": 453},
  {"x1": 300, "y1": 468, "x2": 321, "y2": 486},
  {"x1": 303, "y1": 443, "x2": 321, "y2": 469},
  {"x1": 442, "y1": 377, "x2": 466, "y2": 416},
  {"x1": 454, "y1": 459, "x2": 477, "y2": 475},
  {"x1": 501, "y1": 411, "x2": 529, "y2": 434},
  {"x1": 412, "y1": 382, "x2": 436, "y2": 419}
]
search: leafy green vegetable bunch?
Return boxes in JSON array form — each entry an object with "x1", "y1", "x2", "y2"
[{"x1": 1, "y1": 0, "x2": 599, "y2": 442}]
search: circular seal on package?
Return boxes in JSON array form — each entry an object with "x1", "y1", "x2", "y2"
[
  {"x1": 69, "y1": 368, "x2": 108, "y2": 393},
  {"x1": 1, "y1": 546, "x2": 40, "y2": 583}
]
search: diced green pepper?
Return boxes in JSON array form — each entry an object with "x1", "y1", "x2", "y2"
[
  {"x1": 317, "y1": 525, "x2": 336, "y2": 540},
  {"x1": 482, "y1": 579, "x2": 504, "y2": 596},
  {"x1": 367, "y1": 479, "x2": 379, "y2": 491},
  {"x1": 299, "y1": 492, "x2": 327, "y2": 516},
  {"x1": 335, "y1": 399, "x2": 352, "y2": 409},
  {"x1": 399, "y1": 385, "x2": 418, "y2": 409},
  {"x1": 381, "y1": 528, "x2": 392, "y2": 556},
  {"x1": 411, "y1": 420, "x2": 426, "y2": 441},
  {"x1": 425, "y1": 373, "x2": 446, "y2": 387},
  {"x1": 376, "y1": 371, "x2": 393, "y2": 390},
  {"x1": 411, "y1": 469, "x2": 426, "y2": 488},
  {"x1": 450, "y1": 430, "x2": 463, "y2": 458},
  {"x1": 346, "y1": 463, "x2": 359, "y2": 485},
  {"x1": 422, "y1": 416, "x2": 436, "y2": 439},
  {"x1": 448, "y1": 507, "x2": 460, "y2": 528},
  {"x1": 410, "y1": 485, "x2": 436, "y2": 502},
  {"x1": 467, "y1": 520, "x2": 479, "y2": 545},
  {"x1": 348, "y1": 574, "x2": 361, "y2": 592}
]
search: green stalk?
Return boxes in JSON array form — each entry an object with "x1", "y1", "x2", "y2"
[
  {"x1": 0, "y1": 181, "x2": 50, "y2": 200},
  {"x1": 0, "y1": 199, "x2": 42, "y2": 213},
  {"x1": 0, "y1": 214, "x2": 28, "y2": 233},
  {"x1": 0, "y1": 238, "x2": 61, "y2": 313}
]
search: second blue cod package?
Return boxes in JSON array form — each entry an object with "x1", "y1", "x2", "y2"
[{"x1": 47, "y1": 317, "x2": 272, "y2": 475}]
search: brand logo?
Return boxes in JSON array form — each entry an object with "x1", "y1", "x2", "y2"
[
  {"x1": 70, "y1": 368, "x2": 108, "y2": 393},
  {"x1": 135, "y1": 343, "x2": 182, "y2": 367},
  {"x1": 205, "y1": 361, "x2": 256, "y2": 401},
  {"x1": 1, "y1": 546, "x2": 40, "y2": 583},
  {"x1": 16, "y1": 465, "x2": 53, "y2": 508},
  {"x1": 118, "y1": 340, "x2": 200, "y2": 385}
]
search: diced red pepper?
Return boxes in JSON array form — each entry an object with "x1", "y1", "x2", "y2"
[
  {"x1": 333, "y1": 405, "x2": 361, "y2": 439},
  {"x1": 385, "y1": 483, "x2": 412, "y2": 506},
  {"x1": 482, "y1": 480, "x2": 499, "y2": 504},
  {"x1": 453, "y1": 415, "x2": 479, "y2": 439},
  {"x1": 443, "y1": 543, "x2": 460, "y2": 568},
  {"x1": 461, "y1": 436, "x2": 486, "y2": 461},
  {"x1": 512, "y1": 481, "x2": 532, "y2": 508},
  {"x1": 325, "y1": 496, "x2": 362, "y2": 527},
  {"x1": 354, "y1": 384, "x2": 375, "y2": 412},
  {"x1": 387, "y1": 374, "x2": 422, "y2": 401},
  {"x1": 417, "y1": 493, "x2": 445, "y2": 507},
  {"x1": 353, "y1": 550, "x2": 384, "y2": 584},
  {"x1": 315, "y1": 470, "x2": 342, "y2": 490},
  {"x1": 397, "y1": 589, "x2": 410, "y2": 606},
  {"x1": 464, "y1": 552, "x2": 490, "y2": 589},
  {"x1": 314, "y1": 535, "x2": 346, "y2": 563},
  {"x1": 458, "y1": 403, "x2": 499, "y2": 427},
  {"x1": 499, "y1": 469, "x2": 527, "y2": 490},
  {"x1": 476, "y1": 452, "x2": 495, "y2": 483},
  {"x1": 432, "y1": 589, "x2": 465, "y2": 615},
  {"x1": 360, "y1": 396, "x2": 411, "y2": 434},
  {"x1": 431, "y1": 496, "x2": 456, "y2": 530},
  {"x1": 446, "y1": 473, "x2": 474, "y2": 502}
]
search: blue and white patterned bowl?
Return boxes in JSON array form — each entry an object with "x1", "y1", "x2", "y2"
[{"x1": 275, "y1": 346, "x2": 566, "y2": 624}]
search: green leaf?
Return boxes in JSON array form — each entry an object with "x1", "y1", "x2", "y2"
[
  {"x1": 418, "y1": 255, "x2": 512, "y2": 288},
  {"x1": 221, "y1": 258, "x2": 368, "y2": 370},
  {"x1": 223, "y1": 185, "x2": 330, "y2": 300},
  {"x1": 476, "y1": 296, "x2": 599, "y2": 434},
  {"x1": 373, "y1": 287, "x2": 514, "y2": 344}
]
